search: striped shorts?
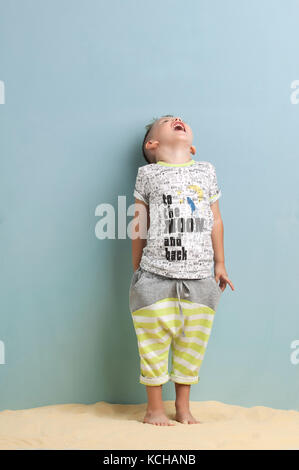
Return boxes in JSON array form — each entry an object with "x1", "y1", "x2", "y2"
[{"x1": 129, "y1": 266, "x2": 222, "y2": 386}]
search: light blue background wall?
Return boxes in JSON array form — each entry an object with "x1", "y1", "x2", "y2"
[{"x1": 0, "y1": 0, "x2": 298, "y2": 411}]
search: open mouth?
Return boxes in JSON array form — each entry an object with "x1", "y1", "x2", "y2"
[{"x1": 172, "y1": 122, "x2": 186, "y2": 132}]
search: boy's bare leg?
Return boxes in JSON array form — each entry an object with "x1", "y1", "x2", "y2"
[
  {"x1": 143, "y1": 385, "x2": 176, "y2": 426},
  {"x1": 174, "y1": 383, "x2": 201, "y2": 424}
]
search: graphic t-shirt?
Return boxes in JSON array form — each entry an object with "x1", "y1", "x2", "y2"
[{"x1": 133, "y1": 159, "x2": 222, "y2": 279}]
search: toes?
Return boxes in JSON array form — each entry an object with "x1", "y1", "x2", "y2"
[{"x1": 143, "y1": 415, "x2": 176, "y2": 426}]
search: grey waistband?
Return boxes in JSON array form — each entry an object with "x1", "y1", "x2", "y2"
[{"x1": 129, "y1": 267, "x2": 222, "y2": 322}]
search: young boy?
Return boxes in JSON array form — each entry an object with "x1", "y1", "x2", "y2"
[{"x1": 129, "y1": 115, "x2": 234, "y2": 426}]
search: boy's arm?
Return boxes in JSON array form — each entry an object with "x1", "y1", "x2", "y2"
[
  {"x1": 132, "y1": 198, "x2": 150, "y2": 272},
  {"x1": 210, "y1": 200, "x2": 224, "y2": 265},
  {"x1": 211, "y1": 200, "x2": 235, "y2": 291},
  {"x1": 208, "y1": 162, "x2": 225, "y2": 274}
]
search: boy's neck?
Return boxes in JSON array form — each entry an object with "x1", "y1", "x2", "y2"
[{"x1": 156, "y1": 158, "x2": 195, "y2": 167}]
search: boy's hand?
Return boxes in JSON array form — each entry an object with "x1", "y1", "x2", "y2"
[{"x1": 214, "y1": 262, "x2": 235, "y2": 292}]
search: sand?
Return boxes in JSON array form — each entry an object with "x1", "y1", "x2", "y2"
[{"x1": 0, "y1": 400, "x2": 299, "y2": 450}]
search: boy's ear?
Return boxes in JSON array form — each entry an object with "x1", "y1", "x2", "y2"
[
  {"x1": 145, "y1": 140, "x2": 159, "y2": 150},
  {"x1": 190, "y1": 145, "x2": 196, "y2": 155}
]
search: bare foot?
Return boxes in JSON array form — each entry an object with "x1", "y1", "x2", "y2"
[
  {"x1": 175, "y1": 407, "x2": 200, "y2": 424},
  {"x1": 143, "y1": 409, "x2": 176, "y2": 426}
]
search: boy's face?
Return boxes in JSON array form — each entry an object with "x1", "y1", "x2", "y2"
[{"x1": 150, "y1": 116, "x2": 193, "y2": 148}]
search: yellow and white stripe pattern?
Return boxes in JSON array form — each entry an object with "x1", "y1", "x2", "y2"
[{"x1": 131, "y1": 297, "x2": 216, "y2": 386}]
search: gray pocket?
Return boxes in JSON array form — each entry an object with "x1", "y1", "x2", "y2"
[
  {"x1": 131, "y1": 267, "x2": 144, "y2": 288},
  {"x1": 129, "y1": 267, "x2": 146, "y2": 313},
  {"x1": 213, "y1": 277, "x2": 222, "y2": 295}
]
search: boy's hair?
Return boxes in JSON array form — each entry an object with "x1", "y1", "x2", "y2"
[{"x1": 142, "y1": 114, "x2": 174, "y2": 164}]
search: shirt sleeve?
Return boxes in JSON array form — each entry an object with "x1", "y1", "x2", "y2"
[
  {"x1": 208, "y1": 163, "x2": 222, "y2": 204},
  {"x1": 133, "y1": 167, "x2": 149, "y2": 205}
]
